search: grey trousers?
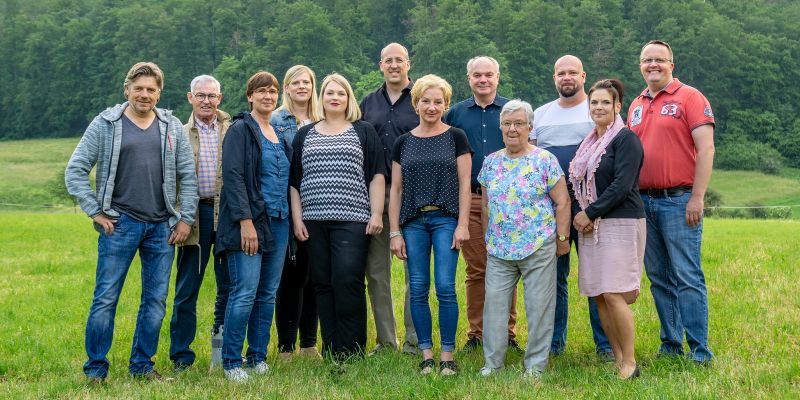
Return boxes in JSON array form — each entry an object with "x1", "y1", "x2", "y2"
[
  {"x1": 483, "y1": 236, "x2": 556, "y2": 372},
  {"x1": 366, "y1": 189, "x2": 417, "y2": 347}
]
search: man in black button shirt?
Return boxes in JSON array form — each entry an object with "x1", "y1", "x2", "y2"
[{"x1": 360, "y1": 43, "x2": 420, "y2": 355}]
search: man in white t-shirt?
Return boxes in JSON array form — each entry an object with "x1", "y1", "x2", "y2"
[{"x1": 530, "y1": 55, "x2": 612, "y2": 359}]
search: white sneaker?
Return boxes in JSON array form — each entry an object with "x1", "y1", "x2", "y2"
[
  {"x1": 523, "y1": 368, "x2": 542, "y2": 379},
  {"x1": 224, "y1": 367, "x2": 249, "y2": 382},
  {"x1": 248, "y1": 361, "x2": 269, "y2": 375},
  {"x1": 479, "y1": 367, "x2": 498, "y2": 377}
]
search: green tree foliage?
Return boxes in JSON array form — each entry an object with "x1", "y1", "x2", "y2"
[{"x1": 1, "y1": 0, "x2": 798, "y2": 169}]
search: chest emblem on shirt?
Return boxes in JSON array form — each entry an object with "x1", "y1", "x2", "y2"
[
  {"x1": 660, "y1": 101, "x2": 683, "y2": 119},
  {"x1": 630, "y1": 105, "x2": 643, "y2": 127}
]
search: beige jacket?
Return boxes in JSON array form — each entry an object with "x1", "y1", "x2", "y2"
[{"x1": 183, "y1": 109, "x2": 231, "y2": 245}]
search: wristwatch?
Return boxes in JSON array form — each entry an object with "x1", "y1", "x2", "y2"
[{"x1": 558, "y1": 234, "x2": 568, "y2": 242}]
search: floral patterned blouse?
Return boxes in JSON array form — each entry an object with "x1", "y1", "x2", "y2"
[{"x1": 478, "y1": 147, "x2": 563, "y2": 260}]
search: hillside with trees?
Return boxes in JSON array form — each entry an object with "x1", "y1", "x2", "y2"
[{"x1": 1, "y1": 0, "x2": 798, "y2": 171}]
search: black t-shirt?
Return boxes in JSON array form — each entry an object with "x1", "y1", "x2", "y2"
[
  {"x1": 582, "y1": 129, "x2": 646, "y2": 220},
  {"x1": 359, "y1": 81, "x2": 419, "y2": 183},
  {"x1": 392, "y1": 127, "x2": 472, "y2": 225}
]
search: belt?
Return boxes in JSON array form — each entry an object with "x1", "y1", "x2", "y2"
[
  {"x1": 640, "y1": 186, "x2": 692, "y2": 198},
  {"x1": 419, "y1": 205, "x2": 440, "y2": 212},
  {"x1": 471, "y1": 185, "x2": 483, "y2": 195},
  {"x1": 199, "y1": 198, "x2": 215, "y2": 206}
]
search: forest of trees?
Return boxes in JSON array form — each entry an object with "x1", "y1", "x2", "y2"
[{"x1": 1, "y1": 0, "x2": 799, "y2": 171}]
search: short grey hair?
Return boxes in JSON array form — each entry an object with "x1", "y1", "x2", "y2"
[
  {"x1": 189, "y1": 75, "x2": 221, "y2": 93},
  {"x1": 500, "y1": 99, "x2": 534, "y2": 127},
  {"x1": 466, "y1": 56, "x2": 500, "y2": 75}
]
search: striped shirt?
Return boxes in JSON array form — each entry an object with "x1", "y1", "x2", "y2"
[
  {"x1": 195, "y1": 117, "x2": 219, "y2": 199},
  {"x1": 299, "y1": 126, "x2": 371, "y2": 222}
]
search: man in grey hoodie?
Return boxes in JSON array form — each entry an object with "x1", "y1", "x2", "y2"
[{"x1": 65, "y1": 62, "x2": 197, "y2": 383}]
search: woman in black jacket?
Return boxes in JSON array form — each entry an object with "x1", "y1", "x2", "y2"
[
  {"x1": 216, "y1": 71, "x2": 292, "y2": 382},
  {"x1": 289, "y1": 73, "x2": 386, "y2": 363}
]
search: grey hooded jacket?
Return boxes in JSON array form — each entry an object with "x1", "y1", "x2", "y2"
[{"x1": 65, "y1": 102, "x2": 198, "y2": 229}]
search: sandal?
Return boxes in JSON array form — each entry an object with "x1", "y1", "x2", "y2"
[
  {"x1": 439, "y1": 360, "x2": 458, "y2": 376},
  {"x1": 419, "y1": 358, "x2": 435, "y2": 375}
]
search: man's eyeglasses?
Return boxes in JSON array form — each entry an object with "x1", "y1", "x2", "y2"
[
  {"x1": 501, "y1": 121, "x2": 529, "y2": 129},
  {"x1": 193, "y1": 93, "x2": 220, "y2": 101},
  {"x1": 381, "y1": 57, "x2": 407, "y2": 65},
  {"x1": 639, "y1": 58, "x2": 672, "y2": 65}
]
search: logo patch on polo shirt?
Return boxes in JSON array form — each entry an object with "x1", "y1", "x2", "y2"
[
  {"x1": 660, "y1": 101, "x2": 683, "y2": 119},
  {"x1": 704, "y1": 106, "x2": 713, "y2": 117},
  {"x1": 630, "y1": 105, "x2": 643, "y2": 127}
]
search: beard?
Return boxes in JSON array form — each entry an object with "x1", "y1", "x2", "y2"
[{"x1": 558, "y1": 84, "x2": 580, "y2": 98}]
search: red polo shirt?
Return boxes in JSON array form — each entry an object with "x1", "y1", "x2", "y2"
[{"x1": 627, "y1": 78, "x2": 715, "y2": 190}]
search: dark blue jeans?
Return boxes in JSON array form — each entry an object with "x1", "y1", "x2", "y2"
[
  {"x1": 403, "y1": 211, "x2": 460, "y2": 353},
  {"x1": 642, "y1": 192, "x2": 713, "y2": 362},
  {"x1": 552, "y1": 203, "x2": 611, "y2": 355},
  {"x1": 169, "y1": 203, "x2": 230, "y2": 366},
  {"x1": 83, "y1": 213, "x2": 174, "y2": 378},
  {"x1": 222, "y1": 216, "x2": 289, "y2": 370}
]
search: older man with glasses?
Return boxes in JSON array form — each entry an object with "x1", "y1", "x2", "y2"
[{"x1": 169, "y1": 75, "x2": 232, "y2": 371}]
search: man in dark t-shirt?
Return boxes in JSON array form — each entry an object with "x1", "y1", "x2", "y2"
[
  {"x1": 359, "y1": 42, "x2": 420, "y2": 355},
  {"x1": 66, "y1": 62, "x2": 197, "y2": 383}
]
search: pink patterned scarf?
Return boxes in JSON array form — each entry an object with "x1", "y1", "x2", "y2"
[{"x1": 568, "y1": 114, "x2": 625, "y2": 240}]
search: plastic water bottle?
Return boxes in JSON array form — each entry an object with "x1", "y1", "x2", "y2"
[{"x1": 210, "y1": 325, "x2": 224, "y2": 370}]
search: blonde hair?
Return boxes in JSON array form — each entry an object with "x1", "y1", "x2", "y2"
[
  {"x1": 124, "y1": 62, "x2": 164, "y2": 90},
  {"x1": 411, "y1": 74, "x2": 453, "y2": 112},
  {"x1": 279, "y1": 65, "x2": 321, "y2": 122},
  {"x1": 317, "y1": 73, "x2": 361, "y2": 122}
]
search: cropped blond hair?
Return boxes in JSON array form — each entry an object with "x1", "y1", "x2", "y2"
[{"x1": 411, "y1": 74, "x2": 453, "y2": 112}]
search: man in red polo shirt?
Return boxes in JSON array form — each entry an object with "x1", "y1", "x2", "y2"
[{"x1": 627, "y1": 40, "x2": 715, "y2": 364}]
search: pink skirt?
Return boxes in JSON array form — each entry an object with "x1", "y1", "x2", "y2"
[{"x1": 578, "y1": 218, "x2": 646, "y2": 298}]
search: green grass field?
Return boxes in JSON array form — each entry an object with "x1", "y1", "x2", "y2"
[
  {"x1": 0, "y1": 212, "x2": 798, "y2": 398},
  {"x1": 3, "y1": 137, "x2": 800, "y2": 218}
]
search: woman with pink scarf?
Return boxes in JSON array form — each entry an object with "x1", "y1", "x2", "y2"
[{"x1": 569, "y1": 79, "x2": 645, "y2": 380}]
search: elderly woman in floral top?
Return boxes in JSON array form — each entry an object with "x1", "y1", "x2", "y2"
[{"x1": 477, "y1": 99, "x2": 570, "y2": 379}]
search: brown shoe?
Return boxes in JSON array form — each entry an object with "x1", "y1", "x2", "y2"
[
  {"x1": 299, "y1": 347, "x2": 322, "y2": 359},
  {"x1": 135, "y1": 369, "x2": 173, "y2": 382}
]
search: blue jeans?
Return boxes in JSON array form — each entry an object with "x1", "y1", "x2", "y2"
[
  {"x1": 83, "y1": 213, "x2": 174, "y2": 378},
  {"x1": 403, "y1": 211, "x2": 459, "y2": 352},
  {"x1": 169, "y1": 203, "x2": 230, "y2": 366},
  {"x1": 641, "y1": 192, "x2": 713, "y2": 362},
  {"x1": 222, "y1": 216, "x2": 289, "y2": 370}
]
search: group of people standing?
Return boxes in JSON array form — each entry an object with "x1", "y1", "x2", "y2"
[{"x1": 66, "y1": 39, "x2": 715, "y2": 384}]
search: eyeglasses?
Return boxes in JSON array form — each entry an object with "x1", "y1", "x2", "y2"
[
  {"x1": 501, "y1": 121, "x2": 529, "y2": 129},
  {"x1": 381, "y1": 57, "x2": 407, "y2": 65},
  {"x1": 193, "y1": 93, "x2": 220, "y2": 101},
  {"x1": 639, "y1": 57, "x2": 672, "y2": 65}
]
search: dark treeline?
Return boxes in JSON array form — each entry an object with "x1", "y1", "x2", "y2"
[{"x1": 2, "y1": 0, "x2": 799, "y2": 171}]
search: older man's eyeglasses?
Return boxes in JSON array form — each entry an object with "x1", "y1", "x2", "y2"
[
  {"x1": 501, "y1": 121, "x2": 528, "y2": 130},
  {"x1": 193, "y1": 93, "x2": 220, "y2": 101},
  {"x1": 639, "y1": 57, "x2": 672, "y2": 65}
]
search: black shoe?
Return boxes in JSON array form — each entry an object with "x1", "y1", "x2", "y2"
[
  {"x1": 173, "y1": 362, "x2": 191, "y2": 373},
  {"x1": 508, "y1": 338, "x2": 523, "y2": 354},
  {"x1": 419, "y1": 358, "x2": 436, "y2": 375},
  {"x1": 461, "y1": 337, "x2": 482, "y2": 352},
  {"x1": 597, "y1": 351, "x2": 615, "y2": 363},
  {"x1": 86, "y1": 376, "x2": 106, "y2": 386}
]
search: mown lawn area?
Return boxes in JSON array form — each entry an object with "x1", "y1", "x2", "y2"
[{"x1": 0, "y1": 212, "x2": 798, "y2": 399}]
